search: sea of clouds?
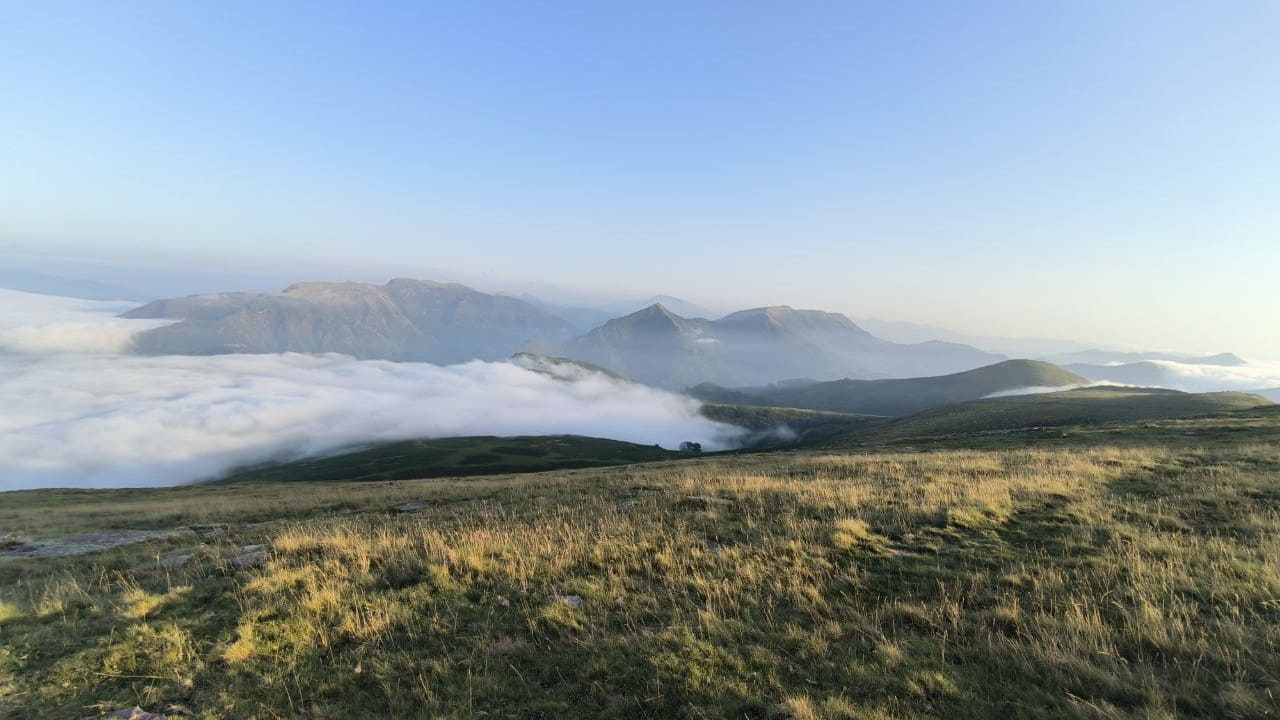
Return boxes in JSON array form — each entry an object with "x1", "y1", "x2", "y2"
[
  {"x1": 1134, "y1": 359, "x2": 1280, "y2": 394},
  {"x1": 985, "y1": 360, "x2": 1280, "y2": 399},
  {"x1": 0, "y1": 289, "x2": 739, "y2": 491}
]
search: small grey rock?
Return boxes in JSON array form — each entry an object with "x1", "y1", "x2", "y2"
[
  {"x1": 159, "y1": 551, "x2": 194, "y2": 568},
  {"x1": 81, "y1": 708, "x2": 169, "y2": 720},
  {"x1": 231, "y1": 549, "x2": 267, "y2": 570},
  {"x1": 558, "y1": 594, "x2": 584, "y2": 608},
  {"x1": 395, "y1": 501, "x2": 431, "y2": 513}
]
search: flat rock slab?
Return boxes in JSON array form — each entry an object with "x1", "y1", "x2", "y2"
[
  {"x1": 231, "y1": 545, "x2": 270, "y2": 570},
  {"x1": 0, "y1": 529, "x2": 192, "y2": 561},
  {"x1": 395, "y1": 501, "x2": 432, "y2": 513}
]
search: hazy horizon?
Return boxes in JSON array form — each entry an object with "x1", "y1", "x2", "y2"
[
  {"x1": 3, "y1": 2, "x2": 1278, "y2": 357},
  {"x1": 3, "y1": 246, "x2": 1276, "y2": 362}
]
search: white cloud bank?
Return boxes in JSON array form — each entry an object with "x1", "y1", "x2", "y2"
[
  {"x1": 987, "y1": 361, "x2": 1280, "y2": 399},
  {"x1": 982, "y1": 384, "x2": 1096, "y2": 399},
  {"x1": 1139, "y1": 359, "x2": 1280, "y2": 393},
  {"x1": 0, "y1": 290, "x2": 738, "y2": 491},
  {"x1": 0, "y1": 289, "x2": 173, "y2": 354}
]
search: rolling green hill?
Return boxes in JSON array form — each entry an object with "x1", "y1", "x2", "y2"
[
  {"x1": 690, "y1": 359, "x2": 1087, "y2": 416},
  {"x1": 219, "y1": 435, "x2": 682, "y2": 484},
  {"x1": 698, "y1": 403, "x2": 888, "y2": 445},
  {"x1": 860, "y1": 386, "x2": 1272, "y2": 441},
  {"x1": 218, "y1": 385, "x2": 1270, "y2": 486}
]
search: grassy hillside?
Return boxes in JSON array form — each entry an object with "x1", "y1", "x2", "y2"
[
  {"x1": 699, "y1": 403, "x2": 888, "y2": 445},
  {"x1": 220, "y1": 435, "x2": 681, "y2": 484},
  {"x1": 861, "y1": 386, "x2": 1271, "y2": 442},
  {"x1": 1254, "y1": 387, "x2": 1280, "y2": 403},
  {"x1": 3, "y1": 414, "x2": 1279, "y2": 719},
  {"x1": 690, "y1": 359, "x2": 1087, "y2": 416}
]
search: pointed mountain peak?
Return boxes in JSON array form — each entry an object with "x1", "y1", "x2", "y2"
[
  {"x1": 625, "y1": 302, "x2": 685, "y2": 321},
  {"x1": 597, "y1": 302, "x2": 689, "y2": 335},
  {"x1": 641, "y1": 301, "x2": 674, "y2": 314}
]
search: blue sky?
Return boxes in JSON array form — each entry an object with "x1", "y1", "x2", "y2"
[{"x1": 2, "y1": 1, "x2": 1278, "y2": 356}]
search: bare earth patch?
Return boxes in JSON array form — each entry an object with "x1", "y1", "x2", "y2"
[{"x1": 0, "y1": 529, "x2": 193, "y2": 560}]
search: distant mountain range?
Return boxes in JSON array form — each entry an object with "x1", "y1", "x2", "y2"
[
  {"x1": 514, "y1": 294, "x2": 719, "y2": 332},
  {"x1": 601, "y1": 295, "x2": 719, "y2": 321},
  {"x1": 512, "y1": 295, "x2": 615, "y2": 333},
  {"x1": 0, "y1": 268, "x2": 151, "y2": 302},
  {"x1": 553, "y1": 303, "x2": 1004, "y2": 388},
  {"x1": 1061, "y1": 356, "x2": 1248, "y2": 391},
  {"x1": 120, "y1": 279, "x2": 1007, "y2": 386},
  {"x1": 1050, "y1": 350, "x2": 1245, "y2": 367},
  {"x1": 853, "y1": 317, "x2": 1100, "y2": 357},
  {"x1": 115, "y1": 277, "x2": 1259, "y2": 395},
  {"x1": 689, "y1": 359, "x2": 1084, "y2": 416},
  {"x1": 124, "y1": 278, "x2": 576, "y2": 364}
]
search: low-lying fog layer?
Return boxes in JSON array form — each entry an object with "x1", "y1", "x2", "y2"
[
  {"x1": 988, "y1": 365, "x2": 1280, "y2": 399},
  {"x1": 982, "y1": 384, "x2": 1098, "y2": 399},
  {"x1": 0, "y1": 290, "x2": 738, "y2": 491},
  {"x1": 1133, "y1": 359, "x2": 1280, "y2": 393}
]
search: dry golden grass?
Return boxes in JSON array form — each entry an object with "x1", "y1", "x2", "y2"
[{"x1": 1, "y1": 437, "x2": 1278, "y2": 718}]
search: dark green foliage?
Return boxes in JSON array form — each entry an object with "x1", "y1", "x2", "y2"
[
  {"x1": 699, "y1": 403, "x2": 888, "y2": 444},
  {"x1": 220, "y1": 435, "x2": 681, "y2": 483}
]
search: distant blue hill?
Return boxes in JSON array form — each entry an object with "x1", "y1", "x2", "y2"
[{"x1": 0, "y1": 268, "x2": 151, "y2": 302}]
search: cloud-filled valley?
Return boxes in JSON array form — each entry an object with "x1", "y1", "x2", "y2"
[
  {"x1": 0, "y1": 289, "x2": 174, "y2": 354},
  {"x1": 2, "y1": 287, "x2": 1277, "y2": 492},
  {"x1": 0, "y1": 290, "x2": 738, "y2": 491}
]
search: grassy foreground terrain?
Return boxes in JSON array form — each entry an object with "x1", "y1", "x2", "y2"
[{"x1": 2, "y1": 412, "x2": 1279, "y2": 718}]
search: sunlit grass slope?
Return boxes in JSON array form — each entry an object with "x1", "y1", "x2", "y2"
[
  {"x1": 2, "y1": 413, "x2": 1279, "y2": 719},
  {"x1": 862, "y1": 387, "x2": 1270, "y2": 441}
]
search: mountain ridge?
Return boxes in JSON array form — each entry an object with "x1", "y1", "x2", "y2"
[
  {"x1": 556, "y1": 303, "x2": 1003, "y2": 388},
  {"x1": 122, "y1": 278, "x2": 1006, "y2": 387},
  {"x1": 124, "y1": 279, "x2": 576, "y2": 364},
  {"x1": 688, "y1": 359, "x2": 1086, "y2": 416}
]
